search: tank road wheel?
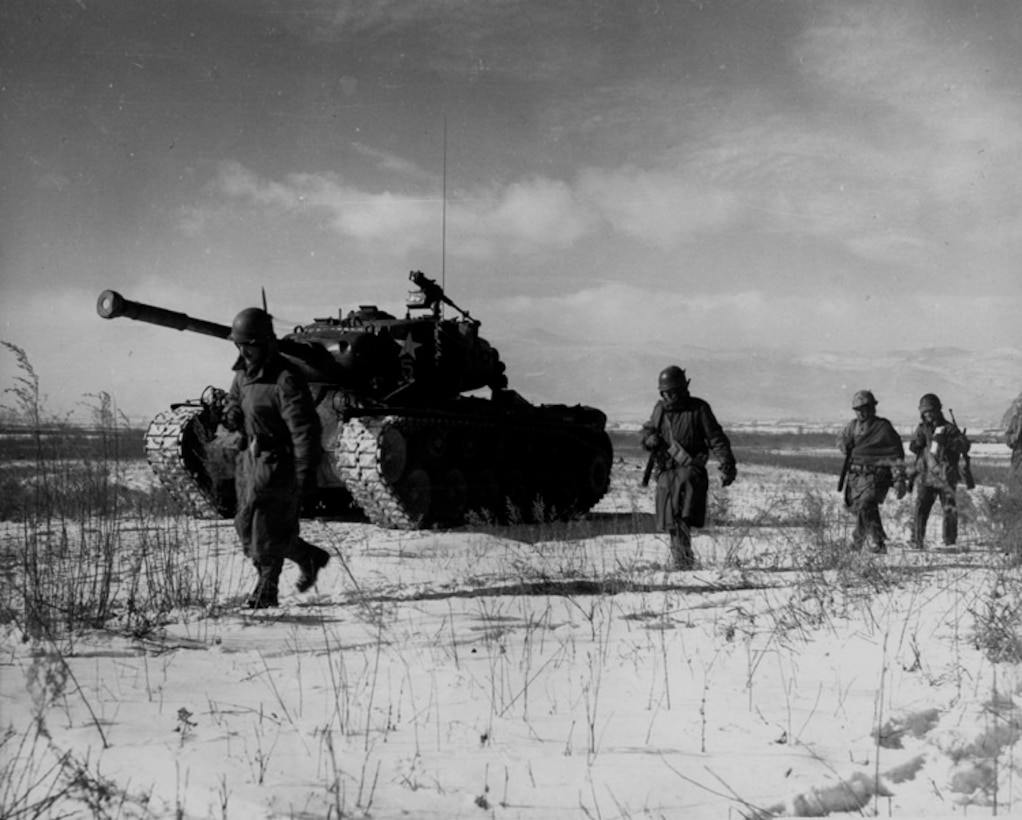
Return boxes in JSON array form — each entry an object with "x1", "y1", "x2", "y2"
[
  {"x1": 437, "y1": 468, "x2": 469, "y2": 525},
  {"x1": 397, "y1": 468, "x2": 432, "y2": 526},
  {"x1": 460, "y1": 432, "x2": 480, "y2": 463},
  {"x1": 471, "y1": 469, "x2": 502, "y2": 520},
  {"x1": 423, "y1": 428, "x2": 448, "y2": 460},
  {"x1": 378, "y1": 426, "x2": 408, "y2": 483}
]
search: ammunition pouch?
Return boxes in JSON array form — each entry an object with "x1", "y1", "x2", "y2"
[{"x1": 662, "y1": 444, "x2": 709, "y2": 472}]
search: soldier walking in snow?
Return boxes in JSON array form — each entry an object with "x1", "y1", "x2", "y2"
[
  {"x1": 1003, "y1": 390, "x2": 1022, "y2": 496},
  {"x1": 223, "y1": 307, "x2": 330, "y2": 609},
  {"x1": 641, "y1": 365, "x2": 737, "y2": 570},
  {"x1": 837, "y1": 390, "x2": 907, "y2": 553},
  {"x1": 907, "y1": 393, "x2": 971, "y2": 549}
]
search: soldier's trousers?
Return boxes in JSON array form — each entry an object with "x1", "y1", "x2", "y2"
[
  {"x1": 1011, "y1": 448, "x2": 1022, "y2": 497},
  {"x1": 913, "y1": 483, "x2": 958, "y2": 547},
  {"x1": 845, "y1": 469, "x2": 892, "y2": 550},
  {"x1": 655, "y1": 465, "x2": 709, "y2": 530},
  {"x1": 235, "y1": 450, "x2": 323, "y2": 581},
  {"x1": 669, "y1": 524, "x2": 694, "y2": 570}
]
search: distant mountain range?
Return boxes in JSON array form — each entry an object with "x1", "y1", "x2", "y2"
[{"x1": 497, "y1": 332, "x2": 1022, "y2": 431}]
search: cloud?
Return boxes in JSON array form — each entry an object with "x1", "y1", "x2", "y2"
[
  {"x1": 791, "y1": 1, "x2": 1022, "y2": 242},
  {"x1": 208, "y1": 161, "x2": 596, "y2": 257},
  {"x1": 488, "y1": 281, "x2": 1022, "y2": 355},
  {"x1": 450, "y1": 177, "x2": 594, "y2": 255},
  {"x1": 577, "y1": 167, "x2": 740, "y2": 248}
]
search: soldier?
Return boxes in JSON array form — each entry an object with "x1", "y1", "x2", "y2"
[
  {"x1": 837, "y1": 390, "x2": 907, "y2": 553},
  {"x1": 224, "y1": 307, "x2": 330, "y2": 609},
  {"x1": 641, "y1": 365, "x2": 737, "y2": 570},
  {"x1": 1003, "y1": 389, "x2": 1022, "y2": 495},
  {"x1": 907, "y1": 393, "x2": 971, "y2": 549}
]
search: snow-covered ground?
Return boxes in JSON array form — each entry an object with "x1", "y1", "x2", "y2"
[{"x1": 2, "y1": 459, "x2": 1021, "y2": 818}]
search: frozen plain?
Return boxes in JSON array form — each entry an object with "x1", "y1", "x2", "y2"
[{"x1": 2, "y1": 456, "x2": 1022, "y2": 819}]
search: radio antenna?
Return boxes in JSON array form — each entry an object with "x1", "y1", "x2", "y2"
[{"x1": 441, "y1": 115, "x2": 448, "y2": 308}]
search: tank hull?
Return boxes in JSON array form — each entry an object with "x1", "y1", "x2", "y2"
[{"x1": 143, "y1": 393, "x2": 612, "y2": 528}]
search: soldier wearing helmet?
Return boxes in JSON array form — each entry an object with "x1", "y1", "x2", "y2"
[
  {"x1": 223, "y1": 307, "x2": 330, "y2": 609},
  {"x1": 641, "y1": 365, "x2": 737, "y2": 570},
  {"x1": 1001, "y1": 389, "x2": 1022, "y2": 496},
  {"x1": 908, "y1": 393, "x2": 971, "y2": 549},
  {"x1": 837, "y1": 390, "x2": 906, "y2": 553}
]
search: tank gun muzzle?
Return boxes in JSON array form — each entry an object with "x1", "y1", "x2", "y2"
[{"x1": 96, "y1": 290, "x2": 232, "y2": 339}]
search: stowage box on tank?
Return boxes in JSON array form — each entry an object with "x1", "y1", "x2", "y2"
[{"x1": 97, "y1": 271, "x2": 613, "y2": 529}]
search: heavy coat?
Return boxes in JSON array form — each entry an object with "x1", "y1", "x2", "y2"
[
  {"x1": 908, "y1": 415, "x2": 969, "y2": 490},
  {"x1": 837, "y1": 415, "x2": 905, "y2": 527},
  {"x1": 642, "y1": 396, "x2": 735, "y2": 531},
  {"x1": 228, "y1": 352, "x2": 321, "y2": 565}
]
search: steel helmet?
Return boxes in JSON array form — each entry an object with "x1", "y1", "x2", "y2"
[
  {"x1": 918, "y1": 393, "x2": 942, "y2": 412},
  {"x1": 852, "y1": 389, "x2": 877, "y2": 409},
  {"x1": 229, "y1": 308, "x2": 275, "y2": 343},
  {"x1": 658, "y1": 365, "x2": 689, "y2": 393}
]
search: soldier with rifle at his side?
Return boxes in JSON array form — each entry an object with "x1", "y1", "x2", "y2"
[
  {"x1": 641, "y1": 365, "x2": 736, "y2": 570},
  {"x1": 837, "y1": 390, "x2": 907, "y2": 554},
  {"x1": 907, "y1": 393, "x2": 972, "y2": 550}
]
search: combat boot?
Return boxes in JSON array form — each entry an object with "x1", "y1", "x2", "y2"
[
  {"x1": 295, "y1": 542, "x2": 331, "y2": 593},
  {"x1": 247, "y1": 562, "x2": 281, "y2": 609},
  {"x1": 668, "y1": 528, "x2": 695, "y2": 571}
]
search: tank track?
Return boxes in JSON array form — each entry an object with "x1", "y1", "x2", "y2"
[
  {"x1": 335, "y1": 411, "x2": 612, "y2": 530},
  {"x1": 144, "y1": 404, "x2": 234, "y2": 520}
]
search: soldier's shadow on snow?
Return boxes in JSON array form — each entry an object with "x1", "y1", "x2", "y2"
[{"x1": 453, "y1": 511, "x2": 659, "y2": 544}]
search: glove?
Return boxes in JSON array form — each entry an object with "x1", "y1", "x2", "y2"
[
  {"x1": 894, "y1": 478, "x2": 908, "y2": 500},
  {"x1": 222, "y1": 402, "x2": 243, "y2": 432},
  {"x1": 719, "y1": 462, "x2": 737, "y2": 487},
  {"x1": 642, "y1": 431, "x2": 664, "y2": 452}
]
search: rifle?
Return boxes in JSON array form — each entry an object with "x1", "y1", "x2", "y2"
[
  {"x1": 949, "y1": 408, "x2": 976, "y2": 489},
  {"x1": 907, "y1": 456, "x2": 920, "y2": 493},
  {"x1": 641, "y1": 451, "x2": 656, "y2": 487},
  {"x1": 837, "y1": 448, "x2": 853, "y2": 493}
]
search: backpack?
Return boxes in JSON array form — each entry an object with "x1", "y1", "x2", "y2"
[{"x1": 1003, "y1": 394, "x2": 1022, "y2": 449}]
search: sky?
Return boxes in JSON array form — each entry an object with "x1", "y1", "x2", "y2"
[{"x1": 1, "y1": 0, "x2": 1021, "y2": 424}]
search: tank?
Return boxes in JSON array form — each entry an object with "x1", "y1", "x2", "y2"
[{"x1": 96, "y1": 271, "x2": 613, "y2": 529}]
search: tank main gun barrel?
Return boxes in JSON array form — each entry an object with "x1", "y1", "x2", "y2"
[{"x1": 96, "y1": 290, "x2": 232, "y2": 339}]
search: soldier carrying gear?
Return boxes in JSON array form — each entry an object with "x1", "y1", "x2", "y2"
[
  {"x1": 1003, "y1": 389, "x2": 1022, "y2": 496},
  {"x1": 641, "y1": 365, "x2": 737, "y2": 571},
  {"x1": 837, "y1": 389, "x2": 907, "y2": 554},
  {"x1": 224, "y1": 307, "x2": 331, "y2": 609},
  {"x1": 908, "y1": 392, "x2": 971, "y2": 549}
]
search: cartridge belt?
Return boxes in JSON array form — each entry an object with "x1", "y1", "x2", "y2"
[
  {"x1": 848, "y1": 463, "x2": 890, "y2": 475},
  {"x1": 660, "y1": 452, "x2": 709, "y2": 470}
]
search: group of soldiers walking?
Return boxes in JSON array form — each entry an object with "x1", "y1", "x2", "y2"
[
  {"x1": 220, "y1": 294, "x2": 1021, "y2": 601},
  {"x1": 836, "y1": 389, "x2": 972, "y2": 554},
  {"x1": 641, "y1": 365, "x2": 1022, "y2": 570}
]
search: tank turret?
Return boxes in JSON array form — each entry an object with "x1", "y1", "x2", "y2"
[{"x1": 97, "y1": 271, "x2": 612, "y2": 529}]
